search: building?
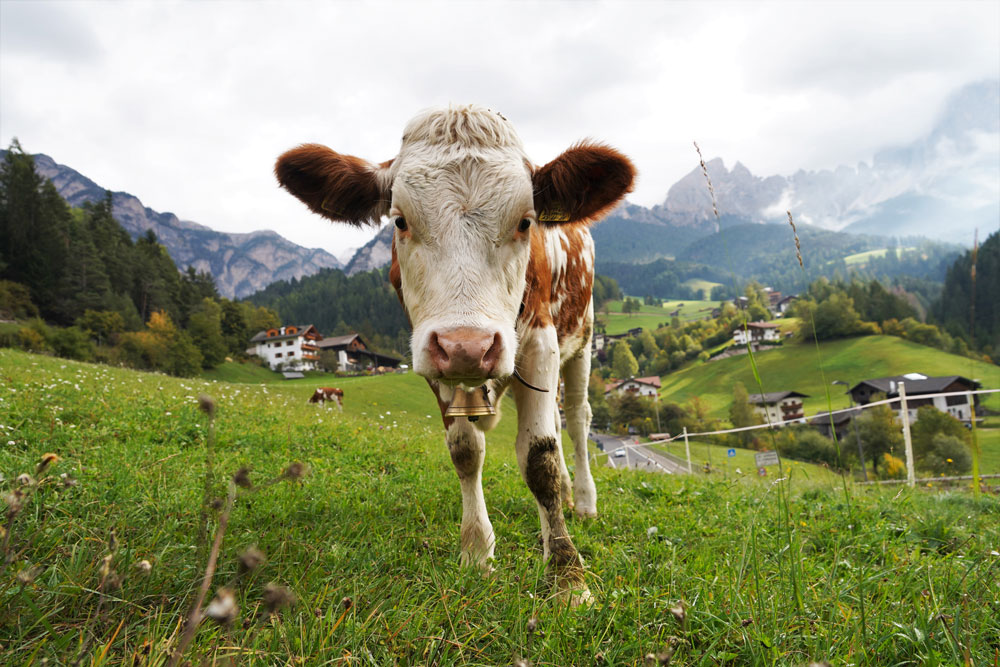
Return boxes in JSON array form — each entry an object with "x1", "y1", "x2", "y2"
[
  {"x1": 314, "y1": 333, "x2": 403, "y2": 371},
  {"x1": 732, "y1": 322, "x2": 780, "y2": 345},
  {"x1": 775, "y1": 295, "x2": 798, "y2": 315},
  {"x1": 748, "y1": 390, "x2": 808, "y2": 424},
  {"x1": 605, "y1": 376, "x2": 662, "y2": 398},
  {"x1": 248, "y1": 324, "x2": 322, "y2": 371},
  {"x1": 809, "y1": 408, "x2": 859, "y2": 440},
  {"x1": 847, "y1": 373, "x2": 981, "y2": 424}
]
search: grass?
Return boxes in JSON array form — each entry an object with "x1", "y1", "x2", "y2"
[
  {"x1": 597, "y1": 298, "x2": 717, "y2": 335},
  {"x1": 2, "y1": 348, "x2": 999, "y2": 664},
  {"x1": 659, "y1": 334, "x2": 1000, "y2": 419},
  {"x1": 681, "y1": 278, "x2": 722, "y2": 299},
  {"x1": 649, "y1": 439, "x2": 842, "y2": 485},
  {"x1": 843, "y1": 246, "x2": 915, "y2": 267}
]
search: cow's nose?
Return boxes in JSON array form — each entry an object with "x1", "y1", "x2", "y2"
[{"x1": 427, "y1": 328, "x2": 502, "y2": 380}]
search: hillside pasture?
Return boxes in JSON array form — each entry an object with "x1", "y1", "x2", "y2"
[
  {"x1": 658, "y1": 335, "x2": 1000, "y2": 420},
  {"x1": 597, "y1": 297, "x2": 716, "y2": 335},
  {"x1": 2, "y1": 349, "x2": 999, "y2": 664}
]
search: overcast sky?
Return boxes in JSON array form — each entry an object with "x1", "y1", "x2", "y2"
[{"x1": 2, "y1": 0, "x2": 998, "y2": 259}]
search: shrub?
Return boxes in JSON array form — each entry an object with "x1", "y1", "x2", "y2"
[
  {"x1": 921, "y1": 434, "x2": 972, "y2": 476},
  {"x1": 48, "y1": 326, "x2": 95, "y2": 361},
  {"x1": 880, "y1": 453, "x2": 906, "y2": 480}
]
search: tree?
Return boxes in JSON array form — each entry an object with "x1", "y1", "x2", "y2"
[
  {"x1": 729, "y1": 382, "x2": 761, "y2": 446},
  {"x1": 187, "y1": 298, "x2": 228, "y2": 367},
  {"x1": 611, "y1": 339, "x2": 638, "y2": 379},
  {"x1": 921, "y1": 434, "x2": 972, "y2": 475},
  {"x1": 848, "y1": 400, "x2": 902, "y2": 475}
]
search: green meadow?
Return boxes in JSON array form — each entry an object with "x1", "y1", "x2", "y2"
[
  {"x1": 597, "y1": 298, "x2": 717, "y2": 335},
  {"x1": 1, "y1": 348, "x2": 999, "y2": 664}
]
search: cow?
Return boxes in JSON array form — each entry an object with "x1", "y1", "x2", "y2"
[
  {"x1": 276, "y1": 105, "x2": 634, "y2": 604},
  {"x1": 308, "y1": 387, "x2": 343, "y2": 410}
]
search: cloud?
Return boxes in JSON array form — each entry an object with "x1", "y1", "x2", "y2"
[{"x1": 0, "y1": 0, "x2": 997, "y2": 257}]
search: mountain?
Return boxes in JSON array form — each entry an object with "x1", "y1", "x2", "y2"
[
  {"x1": 657, "y1": 80, "x2": 999, "y2": 245},
  {"x1": 17, "y1": 152, "x2": 343, "y2": 299},
  {"x1": 344, "y1": 223, "x2": 395, "y2": 276}
]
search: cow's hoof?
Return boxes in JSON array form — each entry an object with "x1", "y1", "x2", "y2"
[
  {"x1": 574, "y1": 507, "x2": 598, "y2": 519},
  {"x1": 551, "y1": 581, "x2": 594, "y2": 608}
]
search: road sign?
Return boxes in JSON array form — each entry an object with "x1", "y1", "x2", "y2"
[
  {"x1": 727, "y1": 448, "x2": 736, "y2": 458},
  {"x1": 755, "y1": 451, "x2": 779, "y2": 467}
]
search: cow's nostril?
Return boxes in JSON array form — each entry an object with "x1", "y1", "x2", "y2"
[
  {"x1": 481, "y1": 333, "x2": 502, "y2": 373},
  {"x1": 428, "y1": 332, "x2": 450, "y2": 369}
]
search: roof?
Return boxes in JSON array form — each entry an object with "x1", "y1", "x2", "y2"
[
  {"x1": 249, "y1": 324, "x2": 317, "y2": 343},
  {"x1": 605, "y1": 376, "x2": 662, "y2": 393},
  {"x1": 746, "y1": 321, "x2": 779, "y2": 329},
  {"x1": 809, "y1": 409, "x2": 859, "y2": 426},
  {"x1": 748, "y1": 390, "x2": 808, "y2": 405},
  {"x1": 848, "y1": 374, "x2": 980, "y2": 397},
  {"x1": 315, "y1": 333, "x2": 366, "y2": 349}
]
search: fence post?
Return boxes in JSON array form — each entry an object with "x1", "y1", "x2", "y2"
[
  {"x1": 683, "y1": 427, "x2": 693, "y2": 475},
  {"x1": 899, "y1": 381, "x2": 915, "y2": 488}
]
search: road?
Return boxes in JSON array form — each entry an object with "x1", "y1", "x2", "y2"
[{"x1": 592, "y1": 433, "x2": 690, "y2": 475}]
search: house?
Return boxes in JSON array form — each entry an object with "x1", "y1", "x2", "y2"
[
  {"x1": 314, "y1": 333, "x2": 403, "y2": 371},
  {"x1": 248, "y1": 324, "x2": 322, "y2": 371},
  {"x1": 846, "y1": 373, "x2": 981, "y2": 424},
  {"x1": 765, "y1": 288, "x2": 782, "y2": 309},
  {"x1": 605, "y1": 376, "x2": 662, "y2": 398},
  {"x1": 809, "y1": 408, "x2": 859, "y2": 440},
  {"x1": 776, "y1": 295, "x2": 798, "y2": 315},
  {"x1": 732, "y1": 321, "x2": 780, "y2": 345},
  {"x1": 748, "y1": 390, "x2": 808, "y2": 424}
]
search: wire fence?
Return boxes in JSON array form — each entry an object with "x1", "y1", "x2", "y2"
[{"x1": 597, "y1": 384, "x2": 999, "y2": 487}]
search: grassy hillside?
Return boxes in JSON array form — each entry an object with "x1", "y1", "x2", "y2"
[
  {"x1": 659, "y1": 335, "x2": 1000, "y2": 418},
  {"x1": 597, "y1": 297, "x2": 716, "y2": 335},
  {"x1": 2, "y1": 349, "x2": 999, "y2": 664}
]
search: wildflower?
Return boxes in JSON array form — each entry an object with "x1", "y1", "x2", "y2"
[
  {"x1": 946, "y1": 458, "x2": 953, "y2": 464},
  {"x1": 108, "y1": 531, "x2": 119, "y2": 553},
  {"x1": 16, "y1": 473, "x2": 35, "y2": 487},
  {"x1": 647, "y1": 526, "x2": 659, "y2": 538},
  {"x1": 205, "y1": 587, "x2": 238, "y2": 625},
  {"x1": 526, "y1": 617, "x2": 538, "y2": 633},
  {"x1": 263, "y1": 584, "x2": 296, "y2": 615},
  {"x1": 198, "y1": 394, "x2": 216, "y2": 417},
  {"x1": 136, "y1": 559, "x2": 153, "y2": 575},
  {"x1": 238, "y1": 546, "x2": 265, "y2": 574},
  {"x1": 4, "y1": 489, "x2": 25, "y2": 518},
  {"x1": 668, "y1": 601, "x2": 687, "y2": 625},
  {"x1": 281, "y1": 462, "x2": 308, "y2": 481},
  {"x1": 233, "y1": 467, "x2": 253, "y2": 489},
  {"x1": 59, "y1": 472, "x2": 78, "y2": 488},
  {"x1": 341, "y1": 596, "x2": 353, "y2": 609},
  {"x1": 35, "y1": 453, "x2": 60, "y2": 475}
]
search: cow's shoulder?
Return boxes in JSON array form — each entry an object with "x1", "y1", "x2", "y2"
[{"x1": 520, "y1": 224, "x2": 594, "y2": 348}]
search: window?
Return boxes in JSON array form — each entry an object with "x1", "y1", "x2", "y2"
[
  {"x1": 287, "y1": 340, "x2": 294, "y2": 346},
  {"x1": 288, "y1": 351, "x2": 294, "y2": 356},
  {"x1": 945, "y1": 394, "x2": 968, "y2": 406},
  {"x1": 275, "y1": 352, "x2": 282, "y2": 358}
]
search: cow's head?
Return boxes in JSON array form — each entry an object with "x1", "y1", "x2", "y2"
[{"x1": 276, "y1": 105, "x2": 634, "y2": 387}]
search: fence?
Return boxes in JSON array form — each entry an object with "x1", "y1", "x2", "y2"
[{"x1": 601, "y1": 384, "x2": 999, "y2": 487}]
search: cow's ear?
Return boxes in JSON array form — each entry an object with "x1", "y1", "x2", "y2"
[
  {"x1": 275, "y1": 144, "x2": 392, "y2": 226},
  {"x1": 532, "y1": 142, "x2": 635, "y2": 224}
]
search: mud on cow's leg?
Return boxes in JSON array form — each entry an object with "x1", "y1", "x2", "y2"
[
  {"x1": 552, "y1": 404, "x2": 574, "y2": 510},
  {"x1": 523, "y1": 434, "x2": 588, "y2": 602},
  {"x1": 446, "y1": 419, "x2": 495, "y2": 569}
]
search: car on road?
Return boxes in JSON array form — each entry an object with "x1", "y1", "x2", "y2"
[{"x1": 614, "y1": 448, "x2": 626, "y2": 458}]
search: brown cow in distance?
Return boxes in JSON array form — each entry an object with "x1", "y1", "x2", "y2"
[
  {"x1": 308, "y1": 387, "x2": 343, "y2": 410},
  {"x1": 276, "y1": 105, "x2": 634, "y2": 605}
]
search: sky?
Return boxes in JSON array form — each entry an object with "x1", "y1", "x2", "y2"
[{"x1": 2, "y1": 0, "x2": 998, "y2": 260}]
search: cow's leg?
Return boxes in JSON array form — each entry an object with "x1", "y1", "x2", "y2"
[
  {"x1": 445, "y1": 416, "x2": 495, "y2": 569},
  {"x1": 514, "y1": 327, "x2": 588, "y2": 604},
  {"x1": 552, "y1": 403, "x2": 574, "y2": 510},
  {"x1": 563, "y1": 349, "x2": 597, "y2": 517}
]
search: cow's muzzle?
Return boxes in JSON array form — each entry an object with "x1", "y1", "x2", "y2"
[{"x1": 427, "y1": 327, "x2": 503, "y2": 383}]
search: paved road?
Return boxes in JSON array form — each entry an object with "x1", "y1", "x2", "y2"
[{"x1": 593, "y1": 433, "x2": 689, "y2": 475}]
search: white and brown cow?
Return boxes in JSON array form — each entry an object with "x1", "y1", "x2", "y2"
[
  {"x1": 309, "y1": 387, "x2": 343, "y2": 410},
  {"x1": 276, "y1": 105, "x2": 634, "y2": 603}
]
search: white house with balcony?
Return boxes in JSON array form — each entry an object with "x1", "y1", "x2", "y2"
[
  {"x1": 605, "y1": 376, "x2": 662, "y2": 398},
  {"x1": 732, "y1": 321, "x2": 780, "y2": 345},
  {"x1": 248, "y1": 324, "x2": 322, "y2": 371}
]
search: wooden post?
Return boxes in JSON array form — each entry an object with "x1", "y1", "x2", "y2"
[
  {"x1": 899, "y1": 381, "x2": 915, "y2": 488},
  {"x1": 683, "y1": 427, "x2": 693, "y2": 475}
]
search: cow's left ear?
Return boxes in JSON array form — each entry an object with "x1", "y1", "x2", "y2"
[{"x1": 532, "y1": 142, "x2": 636, "y2": 224}]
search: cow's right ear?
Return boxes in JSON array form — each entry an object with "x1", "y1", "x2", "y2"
[{"x1": 275, "y1": 144, "x2": 392, "y2": 227}]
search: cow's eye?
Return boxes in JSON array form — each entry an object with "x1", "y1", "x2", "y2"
[
  {"x1": 518, "y1": 218, "x2": 531, "y2": 233},
  {"x1": 395, "y1": 216, "x2": 408, "y2": 231}
]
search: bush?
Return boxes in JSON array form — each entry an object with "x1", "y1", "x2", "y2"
[
  {"x1": 880, "y1": 453, "x2": 906, "y2": 480},
  {"x1": 17, "y1": 319, "x2": 51, "y2": 353},
  {"x1": 921, "y1": 434, "x2": 972, "y2": 476},
  {"x1": 48, "y1": 326, "x2": 94, "y2": 361}
]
